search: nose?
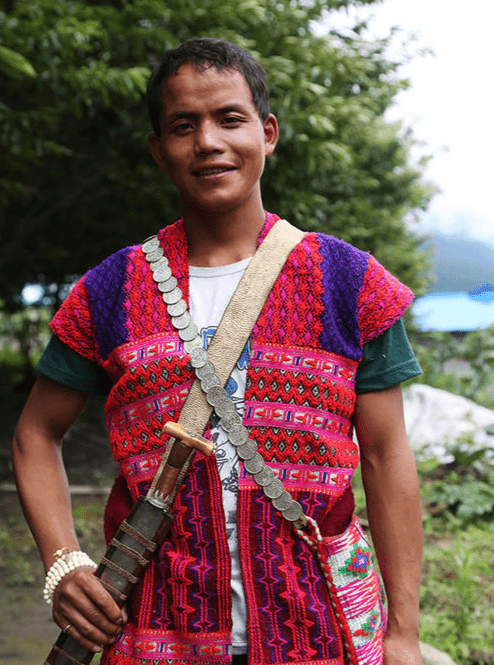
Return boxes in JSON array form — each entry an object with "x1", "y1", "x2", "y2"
[{"x1": 194, "y1": 120, "x2": 225, "y2": 155}]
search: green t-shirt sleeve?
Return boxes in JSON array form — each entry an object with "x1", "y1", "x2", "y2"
[
  {"x1": 355, "y1": 318, "x2": 422, "y2": 394},
  {"x1": 37, "y1": 334, "x2": 112, "y2": 394}
]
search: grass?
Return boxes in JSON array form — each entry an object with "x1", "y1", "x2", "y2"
[{"x1": 419, "y1": 523, "x2": 494, "y2": 664}]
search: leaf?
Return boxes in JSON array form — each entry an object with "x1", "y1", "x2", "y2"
[
  {"x1": 0, "y1": 45, "x2": 37, "y2": 79},
  {"x1": 126, "y1": 66, "x2": 151, "y2": 94}
]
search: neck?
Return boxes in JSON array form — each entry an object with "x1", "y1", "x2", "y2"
[{"x1": 183, "y1": 204, "x2": 266, "y2": 267}]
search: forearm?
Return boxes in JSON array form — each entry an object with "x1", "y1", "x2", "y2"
[
  {"x1": 361, "y1": 442, "x2": 422, "y2": 638},
  {"x1": 354, "y1": 385, "x2": 423, "y2": 647},
  {"x1": 11, "y1": 376, "x2": 89, "y2": 570},
  {"x1": 12, "y1": 377, "x2": 124, "y2": 651},
  {"x1": 12, "y1": 425, "x2": 81, "y2": 571}
]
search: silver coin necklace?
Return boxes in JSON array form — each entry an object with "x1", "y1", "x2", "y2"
[{"x1": 141, "y1": 236, "x2": 305, "y2": 525}]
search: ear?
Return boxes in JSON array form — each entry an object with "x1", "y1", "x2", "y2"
[
  {"x1": 148, "y1": 133, "x2": 169, "y2": 174},
  {"x1": 263, "y1": 114, "x2": 279, "y2": 157}
]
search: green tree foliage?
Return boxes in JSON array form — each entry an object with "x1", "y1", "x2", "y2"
[
  {"x1": 411, "y1": 326, "x2": 494, "y2": 409},
  {"x1": 0, "y1": 0, "x2": 433, "y2": 310}
]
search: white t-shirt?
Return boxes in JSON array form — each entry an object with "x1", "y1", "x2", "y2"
[{"x1": 189, "y1": 258, "x2": 251, "y2": 655}]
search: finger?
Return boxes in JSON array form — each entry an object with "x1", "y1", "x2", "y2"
[
  {"x1": 55, "y1": 568, "x2": 123, "y2": 629},
  {"x1": 83, "y1": 575, "x2": 125, "y2": 624},
  {"x1": 71, "y1": 595, "x2": 122, "y2": 639},
  {"x1": 55, "y1": 603, "x2": 120, "y2": 650},
  {"x1": 73, "y1": 568, "x2": 124, "y2": 625},
  {"x1": 62, "y1": 619, "x2": 106, "y2": 654},
  {"x1": 54, "y1": 598, "x2": 122, "y2": 643}
]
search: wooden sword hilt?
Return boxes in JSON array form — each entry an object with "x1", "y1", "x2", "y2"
[{"x1": 146, "y1": 422, "x2": 214, "y2": 510}]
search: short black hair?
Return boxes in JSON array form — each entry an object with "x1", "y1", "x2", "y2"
[{"x1": 146, "y1": 38, "x2": 270, "y2": 136}]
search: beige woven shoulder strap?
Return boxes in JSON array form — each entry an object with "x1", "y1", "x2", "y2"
[{"x1": 179, "y1": 219, "x2": 305, "y2": 434}]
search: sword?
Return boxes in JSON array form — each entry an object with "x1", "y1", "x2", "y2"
[{"x1": 44, "y1": 422, "x2": 214, "y2": 665}]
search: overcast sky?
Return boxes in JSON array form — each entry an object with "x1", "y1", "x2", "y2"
[{"x1": 325, "y1": 0, "x2": 494, "y2": 245}]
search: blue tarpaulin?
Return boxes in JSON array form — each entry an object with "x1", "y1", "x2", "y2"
[{"x1": 413, "y1": 283, "x2": 494, "y2": 331}]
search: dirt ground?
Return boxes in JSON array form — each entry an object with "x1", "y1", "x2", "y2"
[
  {"x1": 0, "y1": 491, "x2": 109, "y2": 665},
  {"x1": 0, "y1": 578, "x2": 63, "y2": 664}
]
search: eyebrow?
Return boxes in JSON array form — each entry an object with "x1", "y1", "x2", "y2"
[{"x1": 165, "y1": 103, "x2": 251, "y2": 124}]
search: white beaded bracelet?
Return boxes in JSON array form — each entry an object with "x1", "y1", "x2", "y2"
[{"x1": 43, "y1": 550, "x2": 97, "y2": 606}]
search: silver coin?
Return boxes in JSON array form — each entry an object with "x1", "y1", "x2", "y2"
[
  {"x1": 153, "y1": 265, "x2": 172, "y2": 282},
  {"x1": 229, "y1": 422, "x2": 247, "y2": 436},
  {"x1": 281, "y1": 501, "x2": 304, "y2": 522},
  {"x1": 236, "y1": 441, "x2": 257, "y2": 459},
  {"x1": 183, "y1": 337, "x2": 203, "y2": 354},
  {"x1": 201, "y1": 374, "x2": 221, "y2": 391},
  {"x1": 190, "y1": 347, "x2": 208, "y2": 368},
  {"x1": 179, "y1": 322, "x2": 198, "y2": 341},
  {"x1": 150, "y1": 256, "x2": 169, "y2": 272},
  {"x1": 195, "y1": 361, "x2": 215, "y2": 379},
  {"x1": 162, "y1": 287, "x2": 183, "y2": 304},
  {"x1": 244, "y1": 453, "x2": 265, "y2": 475},
  {"x1": 142, "y1": 237, "x2": 160, "y2": 253},
  {"x1": 219, "y1": 413, "x2": 242, "y2": 431},
  {"x1": 157, "y1": 277, "x2": 178, "y2": 293},
  {"x1": 229, "y1": 426, "x2": 250, "y2": 447},
  {"x1": 206, "y1": 385, "x2": 227, "y2": 406},
  {"x1": 272, "y1": 491, "x2": 293, "y2": 511},
  {"x1": 167, "y1": 300, "x2": 187, "y2": 317},
  {"x1": 253, "y1": 466, "x2": 274, "y2": 487},
  {"x1": 215, "y1": 398, "x2": 236, "y2": 419},
  {"x1": 263, "y1": 478, "x2": 284, "y2": 499},
  {"x1": 145, "y1": 248, "x2": 164, "y2": 263},
  {"x1": 171, "y1": 311, "x2": 191, "y2": 330}
]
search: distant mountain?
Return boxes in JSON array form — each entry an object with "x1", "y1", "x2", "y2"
[{"x1": 424, "y1": 234, "x2": 494, "y2": 293}]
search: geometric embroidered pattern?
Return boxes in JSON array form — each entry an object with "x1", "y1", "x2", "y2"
[
  {"x1": 50, "y1": 280, "x2": 99, "y2": 363},
  {"x1": 358, "y1": 254, "x2": 414, "y2": 345},
  {"x1": 244, "y1": 401, "x2": 352, "y2": 440},
  {"x1": 103, "y1": 627, "x2": 232, "y2": 662},
  {"x1": 355, "y1": 611, "x2": 380, "y2": 638},
  {"x1": 247, "y1": 364, "x2": 356, "y2": 418},
  {"x1": 107, "y1": 381, "x2": 192, "y2": 429},
  {"x1": 239, "y1": 462, "x2": 354, "y2": 494},
  {"x1": 339, "y1": 544, "x2": 372, "y2": 579},
  {"x1": 251, "y1": 344, "x2": 357, "y2": 386},
  {"x1": 245, "y1": 426, "x2": 359, "y2": 469},
  {"x1": 107, "y1": 334, "x2": 184, "y2": 378},
  {"x1": 119, "y1": 447, "x2": 166, "y2": 485},
  {"x1": 319, "y1": 515, "x2": 387, "y2": 662}
]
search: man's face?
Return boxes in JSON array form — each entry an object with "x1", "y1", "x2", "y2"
[{"x1": 148, "y1": 63, "x2": 278, "y2": 217}]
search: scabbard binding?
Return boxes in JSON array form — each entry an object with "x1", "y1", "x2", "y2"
[{"x1": 44, "y1": 496, "x2": 174, "y2": 665}]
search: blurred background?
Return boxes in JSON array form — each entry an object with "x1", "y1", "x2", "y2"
[{"x1": 1, "y1": 1, "x2": 493, "y2": 663}]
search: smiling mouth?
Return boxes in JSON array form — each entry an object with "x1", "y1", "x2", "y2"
[{"x1": 194, "y1": 166, "x2": 236, "y2": 177}]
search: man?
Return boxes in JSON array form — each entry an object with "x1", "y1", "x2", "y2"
[{"x1": 12, "y1": 38, "x2": 423, "y2": 665}]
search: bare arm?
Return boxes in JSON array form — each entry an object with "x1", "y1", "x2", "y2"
[
  {"x1": 12, "y1": 375, "x2": 124, "y2": 653},
  {"x1": 353, "y1": 384, "x2": 423, "y2": 665}
]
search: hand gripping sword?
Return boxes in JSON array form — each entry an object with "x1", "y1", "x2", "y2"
[{"x1": 44, "y1": 422, "x2": 214, "y2": 665}]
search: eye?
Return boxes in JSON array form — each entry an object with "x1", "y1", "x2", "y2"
[
  {"x1": 223, "y1": 116, "x2": 242, "y2": 126},
  {"x1": 172, "y1": 121, "x2": 193, "y2": 134}
]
